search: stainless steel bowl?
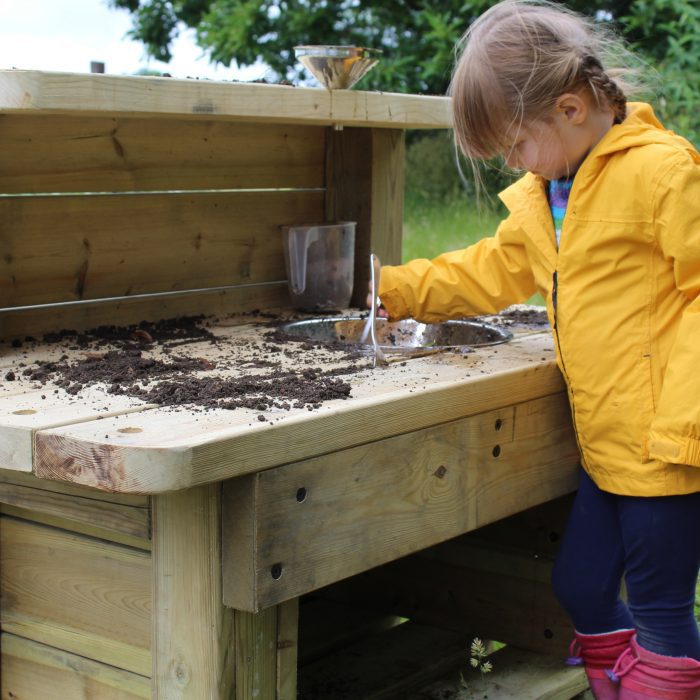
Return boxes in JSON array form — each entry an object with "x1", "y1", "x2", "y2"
[{"x1": 280, "y1": 317, "x2": 512, "y2": 352}]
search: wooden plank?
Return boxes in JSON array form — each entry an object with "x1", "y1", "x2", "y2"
[
  {"x1": 276, "y1": 599, "x2": 300, "y2": 700},
  {"x1": 0, "y1": 503, "x2": 151, "y2": 550},
  {"x1": 0, "y1": 70, "x2": 452, "y2": 130},
  {"x1": 0, "y1": 389, "x2": 152, "y2": 472},
  {"x1": 234, "y1": 608, "x2": 278, "y2": 700},
  {"x1": 0, "y1": 479, "x2": 150, "y2": 539},
  {"x1": 151, "y1": 485, "x2": 235, "y2": 699},
  {"x1": 298, "y1": 620, "x2": 473, "y2": 700},
  {"x1": 34, "y1": 333, "x2": 566, "y2": 493},
  {"x1": 0, "y1": 282, "x2": 289, "y2": 340},
  {"x1": 222, "y1": 392, "x2": 579, "y2": 611},
  {"x1": 0, "y1": 190, "x2": 323, "y2": 308},
  {"x1": 0, "y1": 114, "x2": 325, "y2": 194},
  {"x1": 414, "y1": 644, "x2": 588, "y2": 700},
  {"x1": 325, "y1": 127, "x2": 404, "y2": 307},
  {"x1": 1, "y1": 632, "x2": 151, "y2": 699},
  {"x1": 0, "y1": 516, "x2": 151, "y2": 675},
  {"x1": 0, "y1": 469, "x2": 149, "y2": 507},
  {"x1": 221, "y1": 473, "x2": 257, "y2": 610}
]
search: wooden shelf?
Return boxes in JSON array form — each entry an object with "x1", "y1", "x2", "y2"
[{"x1": 0, "y1": 70, "x2": 451, "y2": 129}]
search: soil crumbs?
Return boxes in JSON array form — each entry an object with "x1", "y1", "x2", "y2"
[{"x1": 9, "y1": 315, "x2": 367, "y2": 415}]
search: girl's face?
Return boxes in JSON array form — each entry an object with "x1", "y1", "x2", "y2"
[{"x1": 503, "y1": 118, "x2": 589, "y2": 180}]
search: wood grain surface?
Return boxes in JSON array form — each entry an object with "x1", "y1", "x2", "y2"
[{"x1": 0, "y1": 70, "x2": 451, "y2": 130}]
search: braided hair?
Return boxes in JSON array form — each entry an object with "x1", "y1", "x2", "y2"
[{"x1": 579, "y1": 55, "x2": 627, "y2": 124}]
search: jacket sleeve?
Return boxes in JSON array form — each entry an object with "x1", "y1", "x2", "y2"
[
  {"x1": 646, "y1": 149, "x2": 700, "y2": 467},
  {"x1": 378, "y1": 215, "x2": 537, "y2": 323}
]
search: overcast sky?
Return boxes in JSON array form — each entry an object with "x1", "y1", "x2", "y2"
[{"x1": 0, "y1": 0, "x2": 264, "y2": 80}]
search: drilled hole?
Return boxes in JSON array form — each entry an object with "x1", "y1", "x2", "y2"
[
  {"x1": 296, "y1": 487, "x2": 307, "y2": 502},
  {"x1": 495, "y1": 418, "x2": 503, "y2": 431},
  {"x1": 271, "y1": 563, "x2": 283, "y2": 580},
  {"x1": 548, "y1": 531, "x2": 560, "y2": 543},
  {"x1": 544, "y1": 628, "x2": 554, "y2": 639},
  {"x1": 492, "y1": 445, "x2": 501, "y2": 458}
]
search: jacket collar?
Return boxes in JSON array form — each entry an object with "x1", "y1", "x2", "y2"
[{"x1": 499, "y1": 172, "x2": 558, "y2": 272}]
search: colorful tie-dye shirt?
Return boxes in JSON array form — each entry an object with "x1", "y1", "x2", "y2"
[{"x1": 548, "y1": 178, "x2": 574, "y2": 248}]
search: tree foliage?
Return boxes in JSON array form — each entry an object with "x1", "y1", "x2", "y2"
[
  {"x1": 110, "y1": 0, "x2": 698, "y2": 143},
  {"x1": 622, "y1": 0, "x2": 700, "y2": 144}
]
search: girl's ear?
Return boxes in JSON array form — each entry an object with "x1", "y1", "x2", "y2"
[{"x1": 555, "y1": 93, "x2": 588, "y2": 125}]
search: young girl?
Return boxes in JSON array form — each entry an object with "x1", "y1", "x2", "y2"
[{"x1": 374, "y1": 1, "x2": 700, "y2": 698}]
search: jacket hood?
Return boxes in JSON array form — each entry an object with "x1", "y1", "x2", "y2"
[{"x1": 592, "y1": 102, "x2": 698, "y2": 160}]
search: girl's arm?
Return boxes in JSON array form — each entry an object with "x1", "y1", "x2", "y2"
[
  {"x1": 646, "y1": 150, "x2": 700, "y2": 467},
  {"x1": 378, "y1": 216, "x2": 537, "y2": 323}
]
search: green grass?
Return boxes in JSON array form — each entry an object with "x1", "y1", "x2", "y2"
[
  {"x1": 402, "y1": 195, "x2": 545, "y2": 306},
  {"x1": 402, "y1": 196, "x2": 503, "y2": 263}
]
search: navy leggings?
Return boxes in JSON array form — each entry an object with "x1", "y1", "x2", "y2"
[{"x1": 551, "y1": 469, "x2": 700, "y2": 659}]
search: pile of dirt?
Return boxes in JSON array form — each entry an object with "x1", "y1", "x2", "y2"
[
  {"x1": 19, "y1": 315, "x2": 365, "y2": 413},
  {"x1": 41, "y1": 315, "x2": 216, "y2": 348},
  {"x1": 494, "y1": 305, "x2": 549, "y2": 325}
]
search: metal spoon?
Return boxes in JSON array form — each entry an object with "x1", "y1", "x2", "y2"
[{"x1": 368, "y1": 254, "x2": 388, "y2": 367}]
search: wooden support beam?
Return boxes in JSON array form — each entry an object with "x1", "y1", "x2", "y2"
[
  {"x1": 233, "y1": 600, "x2": 300, "y2": 700},
  {"x1": 151, "y1": 485, "x2": 235, "y2": 699},
  {"x1": 325, "y1": 127, "x2": 405, "y2": 307},
  {"x1": 222, "y1": 393, "x2": 579, "y2": 611}
]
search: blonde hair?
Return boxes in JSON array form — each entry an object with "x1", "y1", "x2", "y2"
[{"x1": 450, "y1": 0, "x2": 634, "y2": 161}]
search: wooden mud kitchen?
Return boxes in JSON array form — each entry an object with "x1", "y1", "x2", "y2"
[{"x1": 0, "y1": 70, "x2": 589, "y2": 699}]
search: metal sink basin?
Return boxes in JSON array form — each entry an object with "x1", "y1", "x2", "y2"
[{"x1": 280, "y1": 316, "x2": 512, "y2": 352}]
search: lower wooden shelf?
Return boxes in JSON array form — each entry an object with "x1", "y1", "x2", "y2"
[{"x1": 412, "y1": 644, "x2": 588, "y2": 700}]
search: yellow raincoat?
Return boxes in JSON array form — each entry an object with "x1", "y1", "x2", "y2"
[{"x1": 379, "y1": 103, "x2": 700, "y2": 496}]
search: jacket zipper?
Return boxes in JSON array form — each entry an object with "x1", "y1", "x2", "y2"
[{"x1": 552, "y1": 270, "x2": 584, "y2": 459}]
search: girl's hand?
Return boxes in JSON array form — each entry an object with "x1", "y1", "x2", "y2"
[
  {"x1": 366, "y1": 289, "x2": 390, "y2": 317},
  {"x1": 366, "y1": 256, "x2": 390, "y2": 318}
]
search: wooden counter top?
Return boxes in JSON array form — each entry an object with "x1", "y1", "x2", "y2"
[
  {"x1": 0, "y1": 69, "x2": 451, "y2": 129},
  {"x1": 0, "y1": 315, "x2": 565, "y2": 494}
]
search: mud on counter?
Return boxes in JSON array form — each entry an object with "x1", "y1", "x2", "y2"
[{"x1": 0, "y1": 306, "x2": 558, "y2": 494}]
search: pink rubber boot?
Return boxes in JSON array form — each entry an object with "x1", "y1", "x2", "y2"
[
  {"x1": 611, "y1": 636, "x2": 700, "y2": 699},
  {"x1": 567, "y1": 629, "x2": 635, "y2": 700}
]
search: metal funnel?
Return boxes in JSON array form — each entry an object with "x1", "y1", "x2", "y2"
[{"x1": 294, "y1": 45, "x2": 381, "y2": 90}]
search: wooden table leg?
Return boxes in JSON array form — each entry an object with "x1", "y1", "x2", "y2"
[
  {"x1": 152, "y1": 485, "x2": 235, "y2": 698},
  {"x1": 234, "y1": 599, "x2": 299, "y2": 700},
  {"x1": 152, "y1": 485, "x2": 300, "y2": 699}
]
